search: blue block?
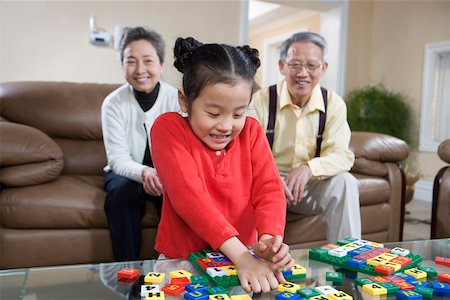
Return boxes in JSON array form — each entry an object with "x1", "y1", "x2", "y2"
[
  {"x1": 396, "y1": 290, "x2": 422, "y2": 299},
  {"x1": 281, "y1": 269, "x2": 293, "y2": 276},
  {"x1": 411, "y1": 280, "x2": 429, "y2": 287},
  {"x1": 346, "y1": 258, "x2": 366, "y2": 268},
  {"x1": 430, "y1": 281, "x2": 450, "y2": 294},
  {"x1": 395, "y1": 272, "x2": 416, "y2": 283},
  {"x1": 185, "y1": 283, "x2": 208, "y2": 293},
  {"x1": 184, "y1": 291, "x2": 209, "y2": 300},
  {"x1": 276, "y1": 291, "x2": 301, "y2": 300}
]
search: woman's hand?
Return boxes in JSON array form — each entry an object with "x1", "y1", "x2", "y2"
[{"x1": 141, "y1": 166, "x2": 164, "y2": 196}]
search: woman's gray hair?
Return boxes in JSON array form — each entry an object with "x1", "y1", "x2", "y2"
[{"x1": 279, "y1": 32, "x2": 328, "y2": 62}]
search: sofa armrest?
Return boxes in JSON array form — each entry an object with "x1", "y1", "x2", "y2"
[
  {"x1": 438, "y1": 139, "x2": 450, "y2": 163},
  {"x1": 0, "y1": 122, "x2": 63, "y2": 186},
  {"x1": 350, "y1": 132, "x2": 409, "y2": 177}
]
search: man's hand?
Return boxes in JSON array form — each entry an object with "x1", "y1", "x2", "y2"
[
  {"x1": 141, "y1": 167, "x2": 164, "y2": 196},
  {"x1": 284, "y1": 165, "x2": 312, "y2": 206}
]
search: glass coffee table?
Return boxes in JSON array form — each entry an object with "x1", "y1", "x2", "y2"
[{"x1": 1, "y1": 239, "x2": 449, "y2": 299}]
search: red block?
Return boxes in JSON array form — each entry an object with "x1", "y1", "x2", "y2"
[
  {"x1": 374, "y1": 265, "x2": 395, "y2": 275},
  {"x1": 171, "y1": 276, "x2": 191, "y2": 285},
  {"x1": 438, "y1": 273, "x2": 450, "y2": 284},
  {"x1": 391, "y1": 256, "x2": 413, "y2": 267},
  {"x1": 392, "y1": 281, "x2": 415, "y2": 290},
  {"x1": 117, "y1": 268, "x2": 140, "y2": 280},
  {"x1": 162, "y1": 283, "x2": 185, "y2": 296},
  {"x1": 436, "y1": 256, "x2": 450, "y2": 267},
  {"x1": 370, "y1": 275, "x2": 390, "y2": 282}
]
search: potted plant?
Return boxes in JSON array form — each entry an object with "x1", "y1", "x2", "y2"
[{"x1": 346, "y1": 84, "x2": 420, "y2": 202}]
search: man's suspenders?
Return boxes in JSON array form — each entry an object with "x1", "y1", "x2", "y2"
[{"x1": 265, "y1": 84, "x2": 328, "y2": 158}]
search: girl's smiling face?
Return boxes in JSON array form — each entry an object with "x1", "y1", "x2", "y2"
[{"x1": 179, "y1": 81, "x2": 252, "y2": 151}]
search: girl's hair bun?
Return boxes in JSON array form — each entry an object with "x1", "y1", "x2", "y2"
[
  {"x1": 173, "y1": 37, "x2": 203, "y2": 73},
  {"x1": 237, "y1": 45, "x2": 261, "y2": 73}
]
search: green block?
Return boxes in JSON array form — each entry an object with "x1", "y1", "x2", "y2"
[
  {"x1": 414, "y1": 286, "x2": 434, "y2": 299},
  {"x1": 207, "y1": 286, "x2": 230, "y2": 295},
  {"x1": 418, "y1": 265, "x2": 437, "y2": 277},
  {"x1": 326, "y1": 271, "x2": 342, "y2": 283},
  {"x1": 296, "y1": 287, "x2": 320, "y2": 298},
  {"x1": 336, "y1": 237, "x2": 358, "y2": 245},
  {"x1": 191, "y1": 275, "x2": 209, "y2": 286},
  {"x1": 285, "y1": 273, "x2": 307, "y2": 281},
  {"x1": 379, "y1": 282, "x2": 400, "y2": 294},
  {"x1": 355, "y1": 277, "x2": 375, "y2": 286}
]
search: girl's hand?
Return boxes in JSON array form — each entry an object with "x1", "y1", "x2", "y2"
[
  {"x1": 254, "y1": 235, "x2": 296, "y2": 271},
  {"x1": 141, "y1": 167, "x2": 164, "y2": 196},
  {"x1": 234, "y1": 252, "x2": 286, "y2": 293}
]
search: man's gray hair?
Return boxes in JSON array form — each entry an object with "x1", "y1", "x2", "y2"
[{"x1": 279, "y1": 31, "x2": 328, "y2": 62}]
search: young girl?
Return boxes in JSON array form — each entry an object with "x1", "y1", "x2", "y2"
[{"x1": 150, "y1": 37, "x2": 294, "y2": 293}]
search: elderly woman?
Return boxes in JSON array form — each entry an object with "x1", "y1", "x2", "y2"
[{"x1": 101, "y1": 26, "x2": 179, "y2": 261}]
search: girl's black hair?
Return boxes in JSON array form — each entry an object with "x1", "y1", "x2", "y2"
[
  {"x1": 120, "y1": 26, "x2": 165, "y2": 64},
  {"x1": 173, "y1": 37, "x2": 261, "y2": 112}
]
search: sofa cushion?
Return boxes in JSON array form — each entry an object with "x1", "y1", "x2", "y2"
[
  {"x1": 0, "y1": 175, "x2": 160, "y2": 229},
  {"x1": 0, "y1": 122, "x2": 63, "y2": 186}
]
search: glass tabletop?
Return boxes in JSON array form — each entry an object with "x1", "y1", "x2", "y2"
[{"x1": 0, "y1": 239, "x2": 449, "y2": 300}]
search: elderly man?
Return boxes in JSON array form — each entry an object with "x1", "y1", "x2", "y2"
[{"x1": 249, "y1": 31, "x2": 361, "y2": 243}]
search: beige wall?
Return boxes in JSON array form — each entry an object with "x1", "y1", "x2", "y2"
[
  {"x1": 0, "y1": 1, "x2": 242, "y2": 87},
  {"x1": 249, "y1": 14, "x2": 321, "y2": 86},
  {"x1": 346, "y1": 0, "x2": 450, "y2": 182}
]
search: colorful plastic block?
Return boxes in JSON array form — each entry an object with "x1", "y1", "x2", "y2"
[
  {"x1": 185, "y1": 283, "x2": 208, "y2": 293},
  {"x1": 170, "y1": 270, "x2": 192, "y2": 279},
  {"x1": 206, "y1": 286, "x2": 230, "y2": 296},
  {"x1": 146, "y1": 291, "x2": 165, "y2": 300},
  {"x1": 230, "y1": 295, "x2": 252, "y2": 300},
  {"x1": 379, "y1": 282, "x2": 400, "y2": 294},
  {"x1": 171, "y1": 276, "x2": 191, "y2": 285},
  {"x1": 430, "y1": 281, "x2": 450, "y2": 294},
  {"x1": 396, "y1": 290, "x2": 422, "y2": 299},
  {"x1": 315, "y1": 285, "x2": 338, "y2": 295},
  {"x1": 117, "y1": 268, "x2": 140, "y2": 280},
  {"x1": 162, "y1": 283, "x2": 185, "y2": 296},
  {"x1": 326, "y1": 272, "x2": 343, "y2": 283},
  {"x1": 191, "y1": 275, "x2": 209, "y2": 286},
  {"x1": 276, "y1": 291, "x2": 301, "y2": 300},
  {"x1": 145, "y1": 272, "x2": 166, "y2": 284},
  {"x1": 437, "y1": 273, "x2": 450, "y2": 284},
  {"x1": 417, "y1": 265, "x2": 437, "y2": 277},
  {"x1": 405, "y1": 268, "x2": 427, "y2": 279},
  {"x1": 209, "y1": 294, "x2": 231, "y2": 300},
  {"x1": 297, "y1": 288, "x2": 321, "y2": 298},
  {"x1": 355, "y1": 277, "x2": 375, "y2": 286},
  {"x1": 184, "y1": 291, "x2": 209, "y2": 300},
  {"x1": 327, "y1": 291, "x2": 353, "y2": 300},
  {"x1": 435, "y1": 256, "x2": 450, "y2": 267},
  {"x1": 278, "y1": 282, "x2": 301, "y2": 293},
  {"x1": 362, "y1": 283, "x2": 387, "y2": 295},
  {"x1": 141, "y1": 285, "x2": 161, "y2": 297},
  {"x1": 413, "y1": 286, "x2": 434, "y2": 298}
]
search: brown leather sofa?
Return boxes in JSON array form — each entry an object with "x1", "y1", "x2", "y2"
[
  {"x1": 0, "y1": 81, "x2": 409, "y2": 269},
  {"x1": 431, "y1": 139, "x2": 450, "y2": 239}
]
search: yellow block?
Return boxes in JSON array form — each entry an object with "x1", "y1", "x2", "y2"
[
  {"x1": 379, "y1": 253, "x2": 398, "y2": 261},
  {"x1": 144, "y1": 272, "x2": 165, "y2": 284},
  {"x1": 310, "y1": 295, "x2": 331, "y2": 300},
  {"x1": 327, "y1": 291, "x2": 353, "y2": 300},
  {"x1": 362, "y1": 283, "x2": 387, "y2": 296},
  {"x1": 230, "y1": 295, "x2": 252, "y2": 300},
  {"x1": 368, "y1": 242, "x2": 384, "y2": 248},
  {"x1": 291, "y1": 264, "x2": 307, "y2": 275},
  {"x1": 366, "y1": 257, "x2": 385, "y2": 266},
  {"x1": 169, "y1": 269, "x2": 192, "y2": 279},
  {"x1": 209, "y1": 294, "x2": 231, "y2": 300},
  {"x1": 278, "y1": 282, "x2": 301, "y2": 293},
  {"x1": 405, "y1": 268, "x2": 427, "y2": 279},
  {"x1": 223, "y1": 266, "x2": 237, "y2": 276},
  {"x1": 146, "y1": 291, "x2": 165, "y2": 300}
]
